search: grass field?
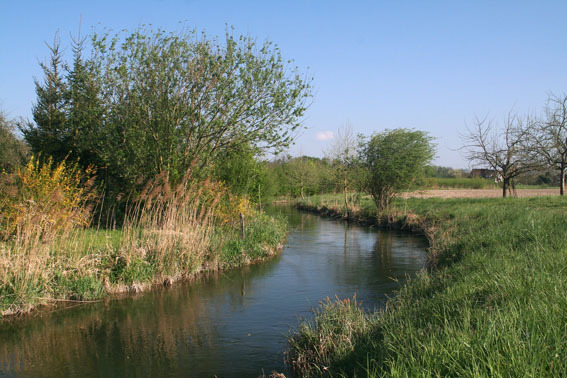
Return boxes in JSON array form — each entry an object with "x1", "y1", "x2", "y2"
[
  {"x1": 288, "y1": 194, "x2": 567, "y2": 377},
  {"x1": 403, "y1": 188, "x2": 560, "y2": 198}
]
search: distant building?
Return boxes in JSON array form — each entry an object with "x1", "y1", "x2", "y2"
[{"x1": 471, "y1": 168, "x2": 502, "y2": 182}]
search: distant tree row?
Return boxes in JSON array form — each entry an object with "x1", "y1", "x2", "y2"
[{"x1": 271, "y1": 127, "x2": 435, "y2": 214}]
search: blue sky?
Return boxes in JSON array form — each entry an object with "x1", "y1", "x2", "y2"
[{"x1": 2, "y1": 0, "x2": 567, "y2": 168}]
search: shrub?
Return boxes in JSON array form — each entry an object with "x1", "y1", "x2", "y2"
[{"x1": 0, "y1": 156, "x2": 95, "y2": 241}]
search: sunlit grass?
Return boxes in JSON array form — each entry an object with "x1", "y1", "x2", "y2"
[{"x1": 289, "y1": 194, "x2": 567, "y2": 376}]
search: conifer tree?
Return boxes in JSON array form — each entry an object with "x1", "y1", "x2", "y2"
[{"x1": 22, "y1": 34, "x2": 69, "y2": 163}]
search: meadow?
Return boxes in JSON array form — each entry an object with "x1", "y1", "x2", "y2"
[{"x1": 288, "y1": 193, "x2": 567, "y2": 377}]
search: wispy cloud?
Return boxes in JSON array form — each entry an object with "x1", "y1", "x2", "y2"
[{"x1": 315, "y1": 131, "x2": 334, "y2": 141}]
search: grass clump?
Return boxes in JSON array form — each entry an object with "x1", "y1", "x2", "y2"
[
  {"x1": 289, "y1": 194, "x2": 567, "y2": 377},
  {"x1": 287, "y1": 295, "x2": 379, "y2": 377}
]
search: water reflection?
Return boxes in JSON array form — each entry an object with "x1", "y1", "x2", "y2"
[{"x1": 0, "y1": 206, "x2": 426, "y2": 377}]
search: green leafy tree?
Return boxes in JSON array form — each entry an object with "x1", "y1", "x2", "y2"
[
  {"x1": 361, "y1": 128, "x2": 435, "y2": 213},
  {"x1": 214, "y1": 143, "x2": 265, "y2": 201},
  {"x1": 91, "y1": 27, "x2": 312, "y2": 193},
  {"x1": 0, "y1": 112, "x2": 28, "y2": 172}
]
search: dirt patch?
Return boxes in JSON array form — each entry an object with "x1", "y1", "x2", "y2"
[{"x1": 403, "y1": 189, "x2": 560, "y2": 199}]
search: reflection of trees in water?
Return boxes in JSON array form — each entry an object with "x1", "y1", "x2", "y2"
[
  {"x1": 265, "y1": 204, "x2": 319, "y2": 232},
  {"x1": 374, "y1": 230, "x2": 394, "y2": 273},
  {"x1": 332, "y1": 225, "x2": 426, "y2": 292},
  {"x1": 0, "y1": 255, "x2": 281, "y2": 377},
  {"x1": 371, "y1": 230, "x2": 427, "y2": 279}
]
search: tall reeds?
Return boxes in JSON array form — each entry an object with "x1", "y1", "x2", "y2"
[
  {"x1": 114, "y1": 171, "x2": 222, "y2": 288},
  {"x1": 0, "y1": 157, "x2": 95, "y2": 313}
]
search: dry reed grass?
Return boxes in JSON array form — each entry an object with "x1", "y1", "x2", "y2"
[{"x1": 0, "y1": 160, "x2": 260, "y2": 315}]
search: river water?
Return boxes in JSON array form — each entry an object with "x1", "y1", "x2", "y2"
[{"x1": 0, "y1": 206, "x2": 427, "y2": 377}]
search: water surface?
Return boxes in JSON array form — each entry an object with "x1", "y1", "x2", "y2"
[{"x1": 0, "y1": 206, "x2": 427, "y2": 377}]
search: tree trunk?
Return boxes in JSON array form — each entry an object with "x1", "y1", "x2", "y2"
[
  {"x1": 343, "y1": 180, "x2": 349, "y2": 218},
  {"x1": 502, "y1": 179, "x2": 508, "y2": 198},
  {"x1": 561, "y1": 169, "x2": 565, "y2": 196}
]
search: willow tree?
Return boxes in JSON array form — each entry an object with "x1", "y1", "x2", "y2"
[
  {"x1": 91, "y1": 27, "x2": 312, "y2": 192},
  {"x1": 361, "y1": 129, "x2": 435, "y2": 213}
]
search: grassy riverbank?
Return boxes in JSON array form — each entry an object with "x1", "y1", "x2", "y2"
[
  {"x1": 288, "y1": 194, "x2": 567, "y2": 377},
  {"x1": 0, "y1": 211, "x2": 287, "y2": 317}
]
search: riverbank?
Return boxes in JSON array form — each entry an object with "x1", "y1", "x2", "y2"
[
  {"x1": 288, "y1": 194, "x2": 567, "y2": 376},
  {"x1": 0, "y1": 211, "x2": 287, "y2": 317}
]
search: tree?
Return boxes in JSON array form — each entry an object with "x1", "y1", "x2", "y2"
[
  {"x1": 361, "y1": 129, "x2": 435, "y2": 212},
  {"x1": 326, "y1": 123, "x2": 360, "y2": 217},
  {"x1": 0, "y1": 112, "x2": 28, "y2": 172},
  {"x1": 91, "y1": 27, "x2": 312, "y2": 193},
  {"x1": 214, "y1": 143, "x2": 262, "y2": 199},
  {"x1": 286, "y1": 156, "x2": 318, "y2": 199},
  {"x1": 532, "y1": 93, "x2": 567, "y2": 195},
  {"x1": 21, "y1": 34, "x2": 69, "y2": 163},
  {"x1": 462, "y1": 113, "x2": 537, "y2": 197},
  {"x1": 65, "y1": 30, "x2": 105, "y2": 170}
]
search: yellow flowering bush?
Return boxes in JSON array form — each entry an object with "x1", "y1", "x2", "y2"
[
  {"x1": 0, "y1": 156, "x2": 96, "y2": 241},
  {"x1": 216, "y1": 191, "x2": 254, "y2": 226}
]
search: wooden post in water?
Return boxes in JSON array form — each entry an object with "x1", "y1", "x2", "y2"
[{"x1": 240, "y1": 212, "x2": 245, "y2": 239}]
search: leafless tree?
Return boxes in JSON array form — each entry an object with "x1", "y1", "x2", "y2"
[
  {"x1": 531, "y1": 93, "x2": 567, "y2": 195},
  {"x1": 462, "y1": 112, "x2": 537, "y2": 197},
  {"x1": 326, "y1": 123, "x2": 358, "y2": 217}
]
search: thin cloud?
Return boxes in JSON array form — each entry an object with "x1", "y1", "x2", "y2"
[{"x1": 315, "y1": 131, "x2": 334, "y2": 141}]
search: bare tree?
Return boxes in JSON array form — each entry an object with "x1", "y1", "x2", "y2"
[
  {"x1": 326, "y1": 123, "x2": 358, "y2": 217},
  {"x1": 532, "y1": 93, "x2": 567, "y2": 195},
  {"x1": 463, "y1": 112, "x2": 537, "y2": 197}
]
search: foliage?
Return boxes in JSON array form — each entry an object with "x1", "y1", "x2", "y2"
[
  {"x1": 0, "y1": 156, "x2": 95, "y2": 241},
  {"x1": 264, "y1": 155, "x2": 334, "y2": 199},
  {"x1": 21, "y1": 34, "x2": 69, "y2": 164},
  {"x1": 0, "y1": 112, "x2": 28, "y2": 172},
  {"x1": 424, "y1": 165, "x2": 469, "y2": 179},
  {"x1": 0, "y1": 166, "x2": 288, "y2": 315},
  {"x1": 213, "y1": 143, "x2": 270, "y2": 202},
  {"x1": 361, "y1": 128, "x2": 435, "y2": 212},
  {"x1": 91, "y1": 26, "x2": 311, "y2": 194},
  {"x1": 21, "y1": 26, "x2": 312, "y2": 215}
]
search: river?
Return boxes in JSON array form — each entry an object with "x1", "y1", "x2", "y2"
[{"x1": 0, "y1": 205, "x2": 427, "y2": 377}]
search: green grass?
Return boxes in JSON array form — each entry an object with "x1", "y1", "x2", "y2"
[
  {"x1": 289, "y1": 194, "x2": 567, "y2": 377},
  {"x1": 220, "y1": 212, "x2": 287, "y2": 267},
  {"x1": 0, "y1": 212, "x2": 287, "y2": 315},
  {"x1": 422, "y1": 177, "x2": 498, "y2": 189}
]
